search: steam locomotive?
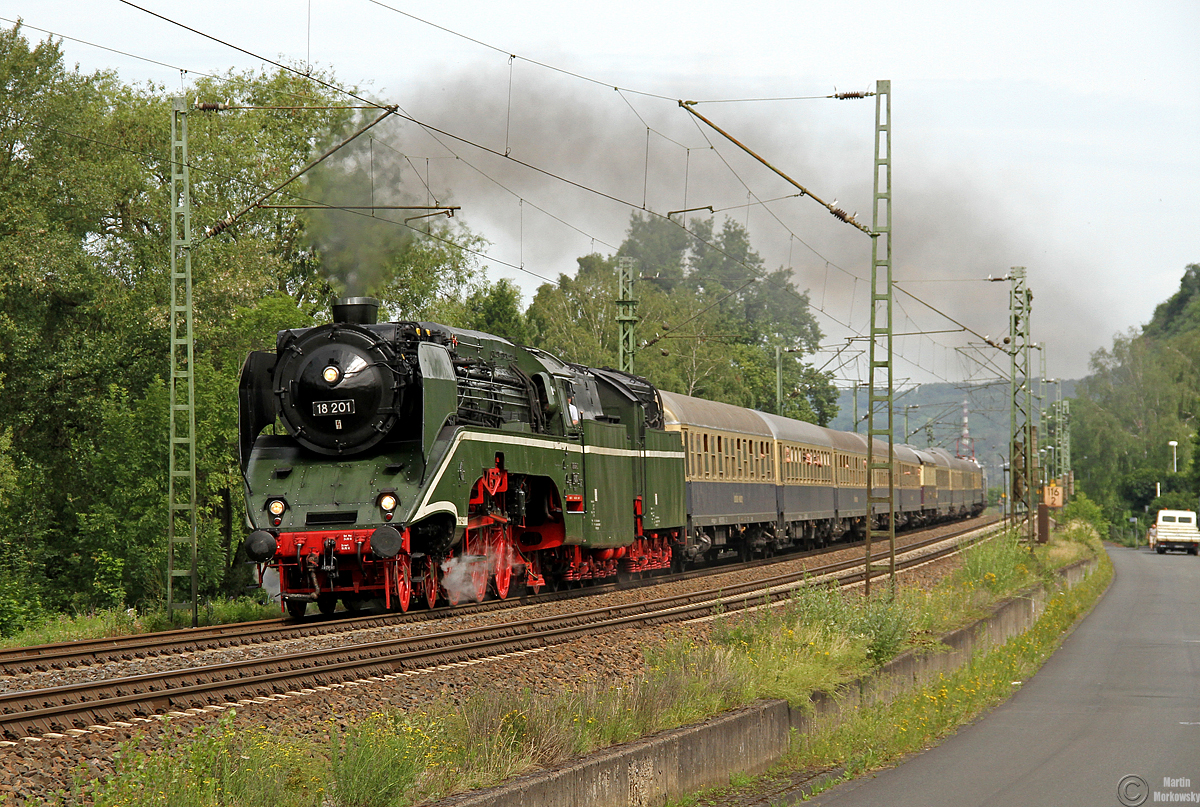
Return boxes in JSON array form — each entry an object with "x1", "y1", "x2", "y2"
[{"x1": 240, "y1": 297, "x2": 985, "y2": 617}]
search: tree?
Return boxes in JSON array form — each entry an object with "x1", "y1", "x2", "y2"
[
  {"x1": 1143, "y1": 264, "x2": 1200, "y2": 340},
  {"x1": 616, "y1": 211, "x2": 688, "y2": 292},
  {"x1": 462, "y1": 278, "x2": 530, "y2": 344},
  {"x1": 527, "y1": 253, "x2": 618, "y2": 367}
]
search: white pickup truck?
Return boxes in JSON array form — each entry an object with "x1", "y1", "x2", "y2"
[{"x1": 1149, "y1": 509, "x2": 1200, "y2": 555}]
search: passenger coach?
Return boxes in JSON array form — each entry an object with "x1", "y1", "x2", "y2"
[{"x1": 660, "y1": 389, "x2": 984, "y2": 563}]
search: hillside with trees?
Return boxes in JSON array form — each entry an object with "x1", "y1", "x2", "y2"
[
  {"x1": 828, "y1": 379, "x2": 1078, "y2": 489},
  {"x1": 1070, "y1": 263, "x2": 1200, "y2": 534}
]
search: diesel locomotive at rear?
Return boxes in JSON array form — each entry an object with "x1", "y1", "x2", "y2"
[{"x1": 238, "y1": 297, "x2": 985, "y2": 617}]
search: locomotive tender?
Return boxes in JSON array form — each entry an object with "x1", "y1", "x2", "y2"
[{"x1": 239, "y1": 297, "x2": 985, "y2": 617}]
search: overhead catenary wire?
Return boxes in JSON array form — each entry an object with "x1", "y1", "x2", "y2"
[
  {"x1": 110, "y1": 2, "x2": 875, "y2": 339},
  {"x1": 47, "y1": 6, "x2": 617, "y2": 284},
  {"x1": 116, "y1": 0, "x2": 390, "y2": 111},
  {"x1": 374, "y1": 20, "x2": 872, "y2": 291},
  {"x1": 363, "y1": 0, "x2": 678, "y2": 103},
  {"x1": 0, "y1": 106, "x2": 563, "y2": 289},
  {"x1": 120, "y1": 0, "x2": 872, "y2": 306},
  {"x1": 685, "y1": 90, "x2": 876, "y2": 104},
  {"x1": 203, "y1": 104, "x2": 399, "y2": 238}
]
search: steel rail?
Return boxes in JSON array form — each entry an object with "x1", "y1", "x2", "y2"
[{"x1": 0, "y1": 522, "x2": 1000, "y2": 740}]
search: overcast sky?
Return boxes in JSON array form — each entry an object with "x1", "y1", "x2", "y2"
[{"x1": 4, "y1": 0, "x2": 1197, "y2": 385}]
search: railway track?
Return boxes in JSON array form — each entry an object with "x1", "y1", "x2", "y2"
[
  {"x1": 0, "y1": 515, "x2": 997, "y2": 676},
  {"x1": 0, "y1": 519, "x2": 999, "y2": 741}
]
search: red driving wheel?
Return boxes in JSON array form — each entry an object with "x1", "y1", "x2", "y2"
[
  {"x1": 423, "y1": 555, "x2": 439, "y2": 609},
  {"x1": 396, "y1": 553, "x2": 412, "y2": 613}
]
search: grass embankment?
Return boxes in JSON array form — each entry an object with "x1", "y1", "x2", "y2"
[
  {"x1": 791, "y1": 550, "x2": 1111, "y2": 796},
  {"x1": 0, "y1": 597, "x2": 279, "y2": 650},
  {"x1": 50, "y1": 523, "x2": 1103, "y2": 807},
  {"x1": 676, "y1": 521, "x2": 1112, "y2": 805}
]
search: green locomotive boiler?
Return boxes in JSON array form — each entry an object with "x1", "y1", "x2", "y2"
[{"x1": 239, "y1": 297, "x2": 687, "y2": 616}]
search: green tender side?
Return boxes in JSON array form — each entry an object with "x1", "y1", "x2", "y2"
[
  {"x1": 643, "y1": 428, "x2": 686, "y2": 532},
  {"x1": 581, "y1": 420, "x2": 635, "y2": 547}
]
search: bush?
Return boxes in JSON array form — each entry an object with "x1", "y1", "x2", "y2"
[
  {"x1": 1062, "y1": 491, "x2": 1108, "y2": 538},
  {"x1": 853, "y1": 596, "x2": 910, "y2": 665},
  {"x1": 0, "y1": 587, "x2": 34, "y2": 637}
]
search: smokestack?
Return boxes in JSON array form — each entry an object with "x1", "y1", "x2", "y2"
[{"x1": 331, "y1": 296, "x2": 380, "y2": 325}]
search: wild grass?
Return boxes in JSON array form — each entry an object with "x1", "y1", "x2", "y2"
[
  {"x1": 64, "y1": 527, "x2": 1103, "y2": 807},
  {"x1": 78, "y1": 713, "x2": 326, "y2": 807}
]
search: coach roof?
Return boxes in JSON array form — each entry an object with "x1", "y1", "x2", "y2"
[
  {"x1": 754, "y1": 410, "x2": 835, "y2": 448},
  {"x1": 659, "y1": 390, "x2": 774, "y2": 439}
]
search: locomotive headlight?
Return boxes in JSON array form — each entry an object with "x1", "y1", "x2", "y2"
[
  {"x1": 267, "y1": 499, "x2": 287, "y2": 516},
  {"x1": 378, "y1": 493, "x2": 398, "y2": 512},
  {"x1": 322, "y1": 365, "x2": 341, "y2": 384}
]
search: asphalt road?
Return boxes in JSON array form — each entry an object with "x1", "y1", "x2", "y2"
[{"x1": 811, "y1": 545, "x2": 1200, "y2": 807}]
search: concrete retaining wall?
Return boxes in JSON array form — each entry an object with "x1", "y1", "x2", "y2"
[{"x1": 434, "y1": 555, "x2": 1100, "y2": 807}]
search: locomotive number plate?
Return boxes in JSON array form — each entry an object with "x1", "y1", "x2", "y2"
[{"x1": 312, "y1": 399, "x2": 355, "y2": 416}]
